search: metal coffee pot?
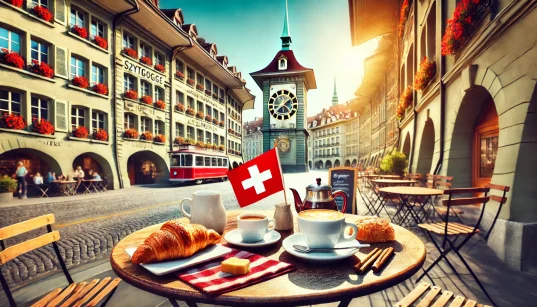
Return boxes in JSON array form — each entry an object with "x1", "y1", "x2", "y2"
[{"x1": 289, "y1": 178, "x2": 348, "y2": 213}]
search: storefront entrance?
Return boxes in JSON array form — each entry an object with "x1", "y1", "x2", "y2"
[
  {"x1": 473, "y1": 100, "x2": 499, "y2": 188},
  {"x1": 0, "y1": 149, "x2": 61, "y2": 179},
  {"x1": 127, "y1": 151, "x2": 168, "y2": 185}
]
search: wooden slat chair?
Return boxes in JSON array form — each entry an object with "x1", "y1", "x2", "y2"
[
  {"x1": 431, "y1": 175, "x2": 464, "y2": 221},
  {"x1": 405, "y1": 173, "x2": 423, "y2": 187},
  {"x1": 416, "y1": 187, "x2": 497, "y2": 305},
  {"x1": 396, "y1": 282, "x2": 492, "y2": 307},
  {"x1": 483, "y1": 183, "x2": 510, "y2": 241},
  {"x1": 0, "y1": 214, "x2": 121, "y2": 307}
]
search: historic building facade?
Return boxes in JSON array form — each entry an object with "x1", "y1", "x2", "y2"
[
  {"x1": 348, "y1": 0, "x2": 537, "y2": 271},
  {"x1": 250, "y1": 1, "x2": 316, "y2": 173},
  {"x1": 0, "y1": 0, "x2": 253, "y2": 189},
  {"x1": 242, "y1": 117, "x2": 263, "y2": 162}
]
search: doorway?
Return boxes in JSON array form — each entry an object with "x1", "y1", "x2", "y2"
[{"x1": 472, "y1": 100, "x2": 499, "y2": 188}]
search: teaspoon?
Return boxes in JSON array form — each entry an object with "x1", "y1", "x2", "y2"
[{"x1": 292, "y1": 244, "x2": 369, "y2": 253}]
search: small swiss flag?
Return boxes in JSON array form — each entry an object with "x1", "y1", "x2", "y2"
[{"x1": 227, "y1": 148, "x2": 284, "y2": 208}]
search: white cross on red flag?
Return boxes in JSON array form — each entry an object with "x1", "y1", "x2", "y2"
[{"x1": 226, "y1": 148, "x2": 284, "y2": 208}]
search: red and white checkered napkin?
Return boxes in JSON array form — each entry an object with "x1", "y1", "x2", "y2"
[{"x1": 177, "y1": 248, "x2": 294, "y2": 295}]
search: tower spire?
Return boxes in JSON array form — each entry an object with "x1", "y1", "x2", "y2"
[
  {"x1": 332, "y1": 77, "x2": 339, "y2": 106},
  {"x1": 281, "y1": 0, "x2": 292, "y2": 50}
]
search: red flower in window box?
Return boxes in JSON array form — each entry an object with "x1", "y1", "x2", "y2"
[
  {"x1": 93, "y1": 36, "x2": 108, "y2": 49},
  {"x1": 71, "y1": 25, "x2": 88, "y2": 39},
  {"x1": 94, "y1": 129, "x2": 108, "y2": 141},
  {"x1": 154, "y1": 64, "x2": 165, "y2": 73},
  {"x1": 72, "y1": 76, "x2": 89, "y2": 89},
  {"x1": 1, "y1": 113, "x2": 26, "y2": 130},
  {"x1": 400, "y1": 85, "x2": 413, "y2": 109},
  {"x1": 204, "y1": 89, "x2": 211, "y2": 96},
  {"x1": 9, "y1": 0, "x2": 23, "y2": 8},
  {"x1": 441, "y1": 0, "x2": 488, "y2": 55},
  {"x1": 29, "y1": 60, "x2": 54, "y2": 78},
  {"x1": 218, "y1": 145, "x2": 225, "y2": 151},
  {"x1": 124, "y1": 128, "x2": 138, "y2": 139},
  {"x1": 141, "y1": 95, "x2": 153, "y2": 105},
  {"x1": 196, "y1": 84, "x2": 204, "y2": 91},
  {"x1": 186, "y1": 107, "x2": 195, "y2": 116},
  {"x1": 0, "y1": 49, "x2": 25, "y2": 69},
  {"x1": 196, "y1": 111, "x2": 204, "y2": 119},
  {"x1": 32, "y1": 5, "x2": 53, "y2": 22},
  {"x1": 187, "y1": 78, "x2": 195, "y2": 86},
  {"x1": 212, "y1": 144, "x2": 217, "y2": 150},
  {"x1": 175, "y1": 71, "x2": 185, "y2": 79},
  {"x1": 141, "y1": 131, "x2": 153, "y2": 141},
  {"x1": 93, "y1": 83, "x2": 108, "y2": 95},
  {"x1": 123, "y1": 47, "x2": 138, "y2": 59},
  {"x1": 32, "y1": 118, "x2": 55, "y2": 135},
  {"x1": 212, "y1": 118, "x2": 218, "y2": 125},
  {"x1": 414, "y1": 57, "x2": 437, "y2": 92},
  {"x1": 72, "y1": 126, "x2": 89, "y2": 139},
  {"x1": 219, "y1": 120, "x2": 224, "y2": 128},
  {"x1": 154, "y1": 134, "x2": 166, "y2": 143},
  {"x1": 124, "y1": 89, "x2": 138, "y2": 100},
  {"x1": 205, "y1": 115, "x2": 212, "y2": 122},
  {"x1": 155, "y1": 100, "x2": 166, "y2": 109},
  {"x1": 140, "y1": 56, "x2": 153, "y2": 66},
  {"x1": 175, "y1": 103, "x2": 185, "y2": 112},
  {"x1": 195, "y1": 141, "x2": 204, "y2": 148},
  {"x1": 174, "y1": 136, "x2": 185, "y2": 145},
  {"x1": 398, "y1": 0, "x2": 410, "y2": 38}
]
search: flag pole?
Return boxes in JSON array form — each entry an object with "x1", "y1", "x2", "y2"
[{"x1": 274, "y1": 140, "x2": 289, "y2": 205}]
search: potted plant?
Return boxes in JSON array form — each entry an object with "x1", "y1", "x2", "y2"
[
  {"x1": 0, "y1": 48, "x2": 25, "y2": 69},
  {"x1": 155, "y1": 100, "x2": 166, "y2": 109},
  {"x1": 175, "y1": 103, "x2": 185, "y2": 112},
  {"x1": 0, "y1": 176, "x2": 17, "y2": 202},
  {"x1": 72, "y1": 76, "x2": 89, "y2": 89},
  {"x1": 29, "y1": 60, "x2": 54, "y2": 78},
  {"x1": 71, "y1": 25, "x2": 88, "y2": 39},
  {"x1": 141, "y1": 95, "x2": 153, "y2": 105},
  {"x1": 154, "y1": 134, "x2": 166, "y2": 143},
  {"x1": 154, "y1": 64, "x2": 165, "y2": 73},
  {"x1": 93, "y1": 83, "x2": 108, "y2": 95},
  {"x1": 141, "y1": 131, "x2": 153, "y2": 141},
  {"x1": 175, "y1": 71, "x2": 185, "y2": 80},
  {"x1": 123, "y1": 47, "x2": 138, "y2": 59},
  {"x1": 124, "y1": 128, "x2": 139, "y2": 139},
  {"x1": 124, "y1": 89, "x2": 138, "y2": 100},
  {"x1": 140, "y1": 56, "x2": 152, "y2": 66},
  {"x1": 94, "y1": 129, "x2": 108, "y2": 141},
  {"x1": 380, "y1": 151, "x2": 408, "y2": 177},
  {"x1": 72, "y1": 126, "x2": 89, "y2": 138},
  {"x1": 32, "y1": 118, "x2": 55, "y2": 135},
  {"x1": 32, "y1": 5, "x2": 53, "y2": 22},
  {"x1": 1, "y1": 113, "x2": 26, "y2": 130}
]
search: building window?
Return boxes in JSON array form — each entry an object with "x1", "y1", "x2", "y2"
[
  {"x1": 71, "y1": 107, "x2": 85, "y2": 130},
  {"x1": 141, "y1": 81, "x2": 151, "y2": 97},
  {"x1": 176, "y1": 91, "x2": 184, "y2": 104},
  {"x1": 92, "y1": 111, "x2": 105, "y2": 132},
  {"x1": 0, "y1": 89, "x2": 21, "y2": 116},
  {"x1": 187, "y1": 126, "x2": 194, "y2": 139},
  {"x1": 196, "y1": 129, "x2": 203, "y2": 141},
  {"x1": 176, "y1": 60, "x2": 184, "y2": 73},
  {"x1": 155, "y1": 52, "x2": 164, "y2": 66},
  {"x1": 197, "y1": 101, "x2": 203, "y2": 112},
  {"x1": 140, "y1": 42, "x2": 151, "y2": 59},
  {"x1": 90, "y1": 19, "x2": 105, "y2": 39},
  {"x1": 0, "y1": 27, "x2": 21, "y2": 53},
  {"x1": 155, "y1": 87, "x2": 164, "y2": 101},
  {"x1": 205, "y1": 79, "x2": 211, "y2": 92},
  {"x1": 32, "y1": 0, "x2": 49, "y2": 8},
  {"x1": 124, "y1": 74, "x2": 135, "y2": 91},
  {"x1": 279, "y1": 57, "x2": 287, "y2": 70},
  {"x1": 196, "y1": 73, "x2": 204, "y2": 86},
  {"x1": 205, "y1": 131, "x2": 211, "y2": 144},
  {"x1": 31, "y1": 97, "x2": 49, "y2": 121},
  {"x1": 70, "y1": 7, "x2": 86, "y2": 28},
  {"x1": 219, "y1": 89, "x2": 225, "y2": 100},
  {"x1": 154, "y1": 121, "x2": 164, "y2": 135},
  {"x1": 124, "y1": 113, "x2": 135, "y2": 129},
  {"x1": 206, "y1": 106, "x2": 212, "y2": 118},
  {"x1": 187, "y1": 67, "x2": 194, "y2": 80},
  {"x1": 123, "y1": 33, "x2": 135, "y2": 50},
  {"x1": 91, "y1": 64, "x2": 105, "y2": 85},
  {"x1": 176, "y1": 123, "x2": 184, "y2": 137},
  {"x1": 213, "y1": 85, "x2": 218, "y2": 96},
  {"x1": 187, "y1": 96, "x2": 195, "y2": 109},
  {"x1": 70, "y1": 56, "x2": 86, "y2": 79},
  {"x1": 141, "y1": 117, "x2": 151, "y2": 132},
  {"x1": 31, "y1": 39, "x2": 49, "y2": 64}
]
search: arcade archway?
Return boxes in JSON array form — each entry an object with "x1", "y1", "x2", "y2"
[
  {"x1": 334, "y1": 160, "x2": 340, "y2": 167},
  {"x1": 325, "y1": 160, "x2": 333, "y2": 169},
  {"x1": 416, "y1": 118, "x2": 435, "y2": 175},
  {"x1": 0, "y1": 148, "x2": 61, "y2": 179},
  {"x1": 127, "y1": 151, "x2": 168, "y2": 185},
  {"x1": 351, "y1": 159, "x2": 357, "y2": 167},
  {"x1": 318, "y1": 161, "x2": 324, "y2": 169},
  {"x1": 232, "y1": 161, "x2": 239, "y2": 169},
  {"x1": 344, "y1": 160, "x2": 350, "y2": 167},
  {"x1": 73, "y1": 152, "x2": 114, "y2": 186},
  {"x1": 402, "y1": 132, "x2": 411, "y2": 160}
]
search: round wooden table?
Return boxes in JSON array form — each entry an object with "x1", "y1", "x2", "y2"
[
  {"x1": 371, "y1": 179, "x2": 417, "y2": 185},
  {"x1": 111, "y1": 210, "x2": 426, "y2": 307},
  {"x1": 378, "y1": 187, "x2": 444, "y2": 226}
]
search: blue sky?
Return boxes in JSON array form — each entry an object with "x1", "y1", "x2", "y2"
[{"x1": 160, "y1": 0, "x2": 378, "y2": 122}]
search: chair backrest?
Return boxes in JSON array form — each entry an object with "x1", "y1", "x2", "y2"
[
  {"x1": 434, "y1": 175, "x2": 453, "y2": 190},
  {"x1": 0, "y1": 214, "x2": 72, "y2": 307},
  {"x1": 405, "y1": 173, "x2": 423, "y2": 186},
  {"x1": 425, "y1": 173, "x2": 435, "y2": 188},
  {"x1": 442, "y1": 188, "x2": 490, "y2": 206},
  {"x1": 484, "y1": 183, "x2": 510, "y2": 240}
]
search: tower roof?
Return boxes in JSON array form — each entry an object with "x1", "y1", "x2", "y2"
[
  {"x1": 250, "y1": 50, "x2": 316, "y2": 90},
  {"x1": 281, "y1": 0, "x2": 292, "y2": 50},
  {"x1": 332, "y1": 77, "x2": 339, "y2": 106}
]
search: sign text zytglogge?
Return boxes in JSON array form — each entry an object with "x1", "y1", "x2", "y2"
[{"x1": 124, "y1": 60, "x2": 165, "y2": 85}]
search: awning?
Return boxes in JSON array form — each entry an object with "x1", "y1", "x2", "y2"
[{"x1": 348, "y1": 0, "x2": 399, "y2": 46}]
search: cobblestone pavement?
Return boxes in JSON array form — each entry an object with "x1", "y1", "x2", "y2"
[{"x1": 2, "y1": 171, "x2": 537, "y2": 306}]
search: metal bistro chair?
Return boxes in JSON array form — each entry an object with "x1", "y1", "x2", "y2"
[
  {"x1": 416, "y1": 187, "x2": 503, "y2": 305},
  {"x1": 0, "y1": 214, "x2": 121, "y2": 307},
  {"x1": 405, "y1": 173, "x2": 424, "y2": 187}
]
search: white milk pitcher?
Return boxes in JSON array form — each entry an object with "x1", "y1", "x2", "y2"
[{"x1": 180, "y1": 190, "x2": 227, "y2": 234}]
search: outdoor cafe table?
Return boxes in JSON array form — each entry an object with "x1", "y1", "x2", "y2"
[
  {"x1": 81, "y1": 179, "x2": 103, "y2": 194},
  {"x1": 378, "y1": 187, "x2": 444, "y2": 226},
  {"x1": 111, "y1": 210, "x2": 426, "y2": 307},
  {"x1": 51, "y1": 180, "x2": 77, "y2": 196},
  {"x1": 367, "y1": 179, "x2": 418, "y2": 217}
]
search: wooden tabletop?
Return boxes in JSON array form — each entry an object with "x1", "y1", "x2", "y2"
[
  {"x1": 371, "y1": 179, "x2": 417, "y2": 184},
  {"x1": 51, "y1": 181, "x2": 77, "y2": 183},
  {"x1": 379, "y1": 186, "x2": 444, "y2": 196},
  {"x1": 111, "y1": 210, "x2": 426, "y2": 306}
]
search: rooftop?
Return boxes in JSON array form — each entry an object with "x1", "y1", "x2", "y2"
[{"x1": 308, "y1": 103, "x2": 358, "y2": 130}]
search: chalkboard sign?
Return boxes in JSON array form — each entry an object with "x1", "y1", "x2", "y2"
[{"x1": 328, "y1": 167, "x2": 358, "y2": 214}]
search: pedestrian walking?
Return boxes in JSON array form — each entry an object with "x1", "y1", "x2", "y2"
[{"x1": 15, "y1": 161, "x2": 28, "y2": 199}]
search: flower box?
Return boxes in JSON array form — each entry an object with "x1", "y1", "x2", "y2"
[
  {"x1": 93, "y1": 83, "x2": 108, "y2": 95},
  {"x1": 174, "y1": 137, "x2": 185, "y2": 145},
  {"x1": 196, "y1": 84, "x2": 204, "y2": 91},
  {"x1": 32, "y1": 118, "x2": 54, "y2": 135},
  {"x1": 218, "y1": 145, "x2": 225, "y2": 151},
  {"x1": 71, "y1": 25, "x2": 88, "y2": 39},
  {"x1": 186, "y1": 108, "x2": 195, "y2": 116},
  {"x1": 1, "y1": 113, "x2": 26, "y2": 130},
  {"x1": 154, "y1": 134, "x2": 166, "y2": 143},
  {"x1": 0, "y1": 49, "x2": 25, "y2": 69},
  {"x1": 219, "y1": 120, "x2": 224, "y2": 128},
  {"x1": 441, "y1": 0, "x2": 489, "y2": 55},
  {"x1": 93, "y1": 36, "x2": 108, "y2": 49},
  {"x1": 187, "y1": 78, "x2": 195, "y2": 86},
  {"x1": 72, "y1": 76, "x2": 89, "y2": 89},
  {"x1": 94, "y1": 129, "x2": 108, "y2": 141},
  {"x1": 212, "y1": 118, "x2": 218, "y2": 125},
  {"x1": 196, "y1": 112, "x2": 204, "y2": 119},
  {"x1": 398, "y1": 0, "x2": 410, "y2": 38},
  {"x1": 154, "y1": 64, "x2": 165, "y2": 73},
  {"x1": 195, "y1": 141, "x2": 204, "y2": 148},
  {"x1": 205, "y1": 115, "x2": 212, "y2": 122},
  {"x1": 123, "y1": 47, "x2": 138, "y2": 59},
  {"x1": 141, "y1": 131, "x2": 153, "y2": 141},
  {"x1": 124, "y1": 128, "x2": 138, "y2": 139},
  {"x1": 32, "y1": 5, "x2": 53, "y2": 22},
  {"x1": 212, "y1": 93, "x2": 218, "y2": 100},
  {"x1": 141, "y1": 96, "x2": 153, "y2": 105},
  {"x1": 399, "y1": 85, "x2": 413, "y2": 115},
  {"x1": 124, "y1": 89, "x2": 138, "y2": 100},
  {"x1": 175, "y1": 71, "x2": 185, "y2": 80},
  {"x1": 155, "y1": 100, "x2": 166, "y2": 109},
  {"x1": 140, "y1": 56, "x2": 152, "y2": 66},
  {"x1": 204, "y1": 90, "x2": 212, "y2": 96},
  {"x1": 175, "y1": 103, "x2": 185, "y2": 112},
  {"x1": 218, "y1": 97, "x2": 224, "y2": 103},
  {"x1": 9, "y1": 0, "x2": 23, "y2": 8},
  {"x1": 72, "y1": 126, "x2": 89, "y2": 138},
  {"x1": 414, "y1": 57, "x2": 436, "y2": 92},
  {"x1": 29, "y1": 60, "x2": 54, "y2": 78}
]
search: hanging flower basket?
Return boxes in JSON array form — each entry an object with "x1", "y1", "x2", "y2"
[
  {"x1": 400, "y1": 85, "x2": 413, "y2": 109},
  {"x1": 398, "y1": 0, "x2": 411, "y2": 38},
  {"x1": 93, "y1": 83, "x2": 108, "y2": 95},
  {"x1": 0, "y1": 49, "x2": 25, "y2": 69},
  {"x1": 140, "y1": 56, "x2": 153, "y2": 66},
  {"x1": 196, "y1": 84, "x2": 204, "y2": 91},
  {"x1": 124, "y1": 128, "x2": 139, "y2": 139},
  {"x1": 196, "y1": 111, "x2": 204, "y2": 119},
  {"x1": 72, "y1": 126, "x2": 89, "y2": 139},
  {"x1": 141, "y1": 131, "x2": 153, "y2": 141},
  {"x1": 9, "y1": 0, "x2": 23, "y2": 8},
  {"x1": 174, "y1": 136, "x2": 185, "y2": 145},
  {"x1": 154, "y1": 64, "x2": 165, "y2": 73},
  {"x1": 414, "y1": 57, "x2": 437, "y2": 91},
  {"x1": 93, "y1": 36, "x2": 108, "y2": 49},
  {"x1": 29, "y1": 60, "x2": 54, "y2": 78},
  {"x1": 123, "y1": 47, "x2": 138, "y2": 59},
  {"x1": 124, "y1": 89, "x2": 138, "y2": 100},
  {"x1": 72, "y1": 76, "x2": 89, "y2": 89},
  {"x1": 186, "y1": 108, "x2": 195, "y2": 116},
  {"x1": 94, "y1": 129, "x2": 108, "y2": 141},
  {"x1": 32, "y1": 118, "x2": 55, "y2": 135},
  {"x1": 1, "y1": 113, "x2": 26, "y2": 130},
  {"x1": 71, "y1": 25, "x2": 88, "y2": 39},
  {"x1": 32, "y1": 5, "x2": 53, "y2": 22},
  {"x1": 175, "y1": 71, "x2": 185, "y2": 79},
  {"x1": 155, "y1": 100, "x2": 166, "y2": 109},
  {"x1": 187, "y1": 78, "x2": 195, "y2": 86},
  {"x1": 141, "y1": 95, "x2": 153, "y2": 105},
  {"x1": 154, "y1": 134, "x2": 166, "y2": 143},
  {"x1": 175, "y1": 103, "x2": 185, "y2": 112}
]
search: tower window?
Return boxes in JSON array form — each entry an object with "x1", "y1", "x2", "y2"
[{"x1": 278, "y1": 57, "x2": 287, "y2": 70}]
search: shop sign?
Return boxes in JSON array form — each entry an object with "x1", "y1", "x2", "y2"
[
  {"x1": 124, "y1": 60, "x2": 165, "y2": 85},
  {"x1": 130, "y1": 141, "x2": 153, "y2": 149},
  {"x1": 40, "y1": 140, "x2": 63, "y2": 146},
  {"x1": 186, "y1": 118, "x2": 218, "y2": 132},
  {"x1": 185, "y1": 88, "x2": 224, "y2": 112}
]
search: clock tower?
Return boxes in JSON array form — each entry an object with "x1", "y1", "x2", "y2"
[{"x1": 250, "y1": 0, "x2": 317, "y2": 173}]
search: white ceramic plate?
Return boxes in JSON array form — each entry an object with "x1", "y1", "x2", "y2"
[
  {"x1": 224, "y1": 229, "x2": 281, "y2": 248},
  {"x1": 125, "y1": 244, "x2": 232, "y2": 276},
  {"x1": 282, "y1": 233, "x2": 369, "y2": 263}
]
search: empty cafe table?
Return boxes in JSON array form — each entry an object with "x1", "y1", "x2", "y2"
[{"x1": 378, "y1": 186, "x2": 443, "y2": 226}]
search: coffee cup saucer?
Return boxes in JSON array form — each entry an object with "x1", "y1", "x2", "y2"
[
  {"x1": 282, "y1": 233, "x2": 368, "y2": 263},
  {"x1": 224, "y1": 229, "x2": 281, "y2": 248}
]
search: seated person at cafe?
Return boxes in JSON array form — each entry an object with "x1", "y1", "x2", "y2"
[
  {"x1": 86, "y1": 169, "x2": 94, "y2": 179},
  {"x1": 46, "y1": 172, "x2": 56, "y2": 183},
  {"x1": 74, "y1": 166, "x2": 84, "y2": 180},
  {"x1": 57, "y1": 174, "x2": 66, "y2": 181},
  {"x1": 33, "y1": 172, "x2": 44, "y2": 185},
  {"x1": 92, "y1": 172, "x2": 101, "y2": 180}
]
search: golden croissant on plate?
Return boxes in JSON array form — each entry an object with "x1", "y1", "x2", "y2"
[{"x1": 131, "y1": 220, "x2": 221, "y2": 264}]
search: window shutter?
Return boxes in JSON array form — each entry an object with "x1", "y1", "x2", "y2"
[
  {"x1": 55, "y1": 46, "x2": 68, "y2": 78},
  {"x1": 55, "y1": 100, "x2": 68, "y2": 132},
  {"x1": 54, "y1": 0, "x2": 66, "y2": 25}
]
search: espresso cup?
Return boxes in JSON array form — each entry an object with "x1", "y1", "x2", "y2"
[
  {"x1": 297, "y1": 209, "x2": 358, "y2": 249},
  {"x1": 237, "y1": 213, "x2": 276, "y2": 242}
]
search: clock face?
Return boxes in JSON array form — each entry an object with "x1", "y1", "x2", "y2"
[{"x1": 268, "y1": 90, "x2": 298, "y2": 120}]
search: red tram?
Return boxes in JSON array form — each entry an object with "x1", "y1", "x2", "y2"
[{"x1": 168, "y1": 147, "x2": 229, "y2": 184}]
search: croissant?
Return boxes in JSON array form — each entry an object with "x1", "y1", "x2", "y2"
[{"x1": 131, "y1": 221, "x2": 221, "y2": 264}]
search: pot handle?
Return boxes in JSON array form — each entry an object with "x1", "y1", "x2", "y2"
[{"x1": 332, "y1": 190, "x2": 348, "y2": 213}]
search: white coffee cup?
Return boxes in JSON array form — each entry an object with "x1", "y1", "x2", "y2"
[
  {"x1": 180, "y1": 190, "x2": 227, "y2": 234},
  {"x1": 297, "y1": 209, "x2": 358, "y2": 249},
  {"x1": 237, "y1": 213, "x2": 276, "y2": 242}
]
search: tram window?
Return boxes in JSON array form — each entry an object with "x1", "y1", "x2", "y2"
[
  {"x1": 171, "y1": 156, "x2": 180, "y2": 166},
  {"x1": 223, "y1": 159, "x2": 228, "y2": 167},
  {"x1": 217, "y1": 158, "x2": 222, "y2": 166},
  {"x1": 205, "y1": 157, "x2": 211, "y2": 166},
  {"x1": 183, "y1": 154, "x2": 192, "y2": 166},
  {"x1": 196, "y1": 156, "x2": 203, "y2": 166},
  {"x1": 212, "y1": 157, "x2": 217, "y2": 166}
]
